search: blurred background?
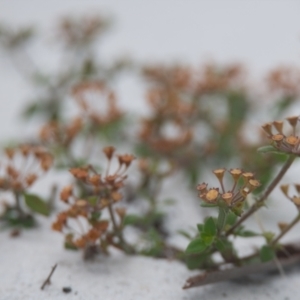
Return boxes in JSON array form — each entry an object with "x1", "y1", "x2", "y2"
[{"x1": 1, "y1": 0, "x2": 300, "y2": 141}]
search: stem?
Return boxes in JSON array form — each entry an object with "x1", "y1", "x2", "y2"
[
  {"x1": 40, "y1": 264, "x2": 58, "y2": 290},
  {"x1": 183, "y1": 250, "x2": 300, "y2": 289},
  {"x1": 226, "y1": 155, "x2": 296, "y2": 236},
  {"x1": 107, "y1": 199, "x2": 134, "y2": 254},
  {"x1": 217, "y1": 205, "x2": 228, "y2": 234},
  {"x1": 14, "y1": 191, "x2": 24, "y2": 219},
  {"x1": 271, "y1": 213, "x2": 300, "y2": 246}
]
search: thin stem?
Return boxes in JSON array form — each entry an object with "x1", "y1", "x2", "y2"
[
  {"x1": 107, "y1": 199, "x2": 133, "y2": 253},
  {"x1": 271, "y1": 213, "x2": 300, "y2": 246},
  {"x1": 217, "y1": 205, "x2": 228, "y2": 234},
  {"x1": 40, "y1": 264, "x2": 58, "y2": 290},
  {"x1": 226, "y1": 155, "x2": 296, "y2": 236},
  {"x1": 14, "y1": 191, "x2": 24, "y2": 219},
  {"x1": 107, "y1": 201, "x2": 118, "y2": 234}
]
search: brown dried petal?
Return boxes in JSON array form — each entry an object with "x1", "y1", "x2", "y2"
[
  {"x1": 103, "y1": 146, "x2": 115, "y2": 160},
  {"x1": 60, "y1": 185, "x2": 73, "y2": 202}
]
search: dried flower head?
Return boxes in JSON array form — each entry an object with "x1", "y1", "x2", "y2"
[
  {"x1": 197, "y1": 168, "x2": 260, "y2": 207},
  {"x1": 262, "y1": 116, "x2": 300, "y2": 155},
  {"x1": 52, "y1": 147, "x2": 134, "y2": 258}
]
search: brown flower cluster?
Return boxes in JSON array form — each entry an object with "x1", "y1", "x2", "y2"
[
  {"x1": 197, "y1": 168, "x2": 260, "y2": 207},
  {"x1": 139, "y1": 63, "x2": 246, "y2": 158},
  {"x1": 140, "y1": 67, "x2": 196, "y2": 155},
  {"x1": 267, "y1": 66, "x2": 300, "y2": 98},
  {"x1": 0, "y1": 145, "x2": 53, "y2": 192},
  {"x1": 262, "y1": 116, "x2": 300, "y2": 155},
  {"x1": 52, "y1": 146, "x2": 135, "y2": 253},
  {"x1": 58, "y1": 15, "x2": 108, "y2": 47},
  {"x1": 72, "y1": 81, "x2": 123, "y2": 127},
  {"x1": 39, "y1": 117, "x2": 83, "y2": 147}
]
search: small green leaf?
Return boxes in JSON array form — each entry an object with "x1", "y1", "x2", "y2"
[
  {"x1": 263, "y1": 231, "x2": 275, "y2": 243},
  {"x1": 215, "y1": 238, "x2": 232, "y2": 253},
  {"x1": 204, "y1": 217, "x2": 217, "y2": 236},
  {"x1": 201, "y1": 232, "x2": 215, "y2": 246},
  {"x1": 197, "y1": 223, "x2": 203, "y2": 233},
  {"x1": 177, "y1": 230, "x2": 192, "y2": 240},
  {"x1": 185, "y1": 253, "x2": 213, "y2": 270},
  {"x1": 226, "y1": 211, "x2": 237, "y2": 226},
  {"x1": 90, "y1": 211, "x2": 101, "y2": 222},
  {"x1": 257, "y1": 145, "x2": 277, "y2": 153},
  {"x1": 123, "y1": 214, "x2": 141, "y2": 226},
  {"x1": 257, "y1": 145, "x2": 287, "y2": 156},
  {"x1": 260, "y1": 245, "x2": 275, "y2": 262},
  {"x1": 24, "y1": 193, "x2": 50, "y2": 216},
  {"x1": 87, "y1": 196, "x2": 98, "y2": 206},
  {"x1": 200, "y1": 203, "x2": 218, "y2": 208},
  {"x1": 185, "y1": 238, "x2": 207, "y2": 254},
  {"x1": 235, "y1": 226, "x2": 260, "y2": 237}
]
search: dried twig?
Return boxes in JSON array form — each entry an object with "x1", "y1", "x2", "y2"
[
  {"x1": 183, "y1": 245, "x2": 300, "y2": 289},
  {"x1": 40, "y1": 264, "x2": 58, "y2": 290}
]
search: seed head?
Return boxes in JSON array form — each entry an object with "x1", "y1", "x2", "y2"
[
  {"x1": 261, "y1": 123, "x2": 273, "y2": 136},
  {"x1": 103, "y1": 146, "x2": 115, "y2": 160},
  {"x1": 205, "y1": 188, "x2": 219, "y2": 202}
]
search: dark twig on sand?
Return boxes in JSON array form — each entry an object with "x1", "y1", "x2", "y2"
[{"x1": 40, "y1": 264, "x2": 58, "y2": 290}]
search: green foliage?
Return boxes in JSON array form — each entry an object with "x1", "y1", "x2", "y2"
[
  {"x1": 260, "y1": 245, "x2": 275, "y2": 262},
  {"x1": 0, "y1": 207, "x2": 35, "y2": 228},
  {"x1": 235, "y1": 226, "x2": 260, "y2": 237},
  {"x1": 23, "y1": 193, "x2": 50, "y2": 216},
  {"x1": 185, "y1": 238, "x2": 207, "y2": 255}
]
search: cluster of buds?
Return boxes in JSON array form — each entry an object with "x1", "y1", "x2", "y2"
[
  {"x1": 194, "y1": 63, "x2": 245, "y2": 94},
  {"x1": 143, "y1": 65, "x2": 192, "y2": 90},
  {"x1": 262, "y1": 116, "x2": 300, "y2": 155},
  {"x1": 39, "y1": 118, "x2": 83, "y2": 147},
  {"x1": 280, "y1": 184, "x2": 300, "y2": 208},
  {"x1": 267, "y1": 66, "x2": 300, "y2": 98},
  {"x1": 58, "y1": 15, "x2": 108, "y2": 47},
  {"x1": 139, "y1": 119, "x2": 193, "y2": 154},
  {"x1": 0, "y1": 145, "x2": 53, "y2": 192},
  {"x1": 197, "y1": 168, "x2": 260, "y2": 207},
  {"x1": 139, "y1": 81, "x2": 195, "y2": 156},
  {"x1": 72, "y1": 81, "x2": 123, "y2": 127},
  {"x1": 52, "y1": 146, "x2": 134, "y2": 252}
]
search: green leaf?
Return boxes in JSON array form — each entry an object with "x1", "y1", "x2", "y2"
[
  {"x1": 200, "y1": 203, "x2": 218, "y2": 208},
  {"x1": 185, "y1": 238, "x2": 207, "y2": 254},
  {"x1": 263, "y1": 231, "x2": 275, "y2": 243},
  {"x1": 257, "y1": 145, "x2": 287, "y2": 156},
  {"x1": 90, "y1": 211, "x2": 101, "y2": 222},
  {"x1": 201, "y1": 232, "x2": 215, "y2": 246},
  {"x1": 215, "y1": 238, "x2": 232, "y2": 253},
  {"x1": 226, "y1": 211, "x2": 237, "y2": 226},
  {"x1": 177, "y1": 230, "x2": 192, "y2": 240},
  {"x1": 23, "y1": 193, "x2": 50, "y2": 216},
  {"x1": 257, "y1": 145, "x2": 277, "y2": 153},
  {"x1": 204, "y1": 217, "x2": 217, "y2": 236},
  {"x1": 197, "y1": 223, "x2": 203, "y2": 233},
  {"x1": 260, "y1": 245, "x2": 275, "y2": 262},
  {"x1": 185, "y1": 253, "x2": 213, "y2": 270},
  {"x1": 87, "y1": 196, "x2": 98, "y2": 206},
  {"x1": 123, "y1": 214, "x2": 141, "y2": 226},
  {"x1": 235, "y1": 226, "x2": 260, "y2": 237}
]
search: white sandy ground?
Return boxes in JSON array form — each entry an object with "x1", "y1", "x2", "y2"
[
  {"x1": 0, "y1": 216, "x2": 300, "y2": 300},
  {"x1": 1, "y1": 168, "x2": 300, "y2": 300}
]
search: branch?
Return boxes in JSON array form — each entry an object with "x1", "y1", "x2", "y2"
[
  {"x1": 40, "y1": 264, "x2": 58, "y2": 290},
  {"x1": 183, "y1": 244, "x2": 300, "y2": 289}
]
